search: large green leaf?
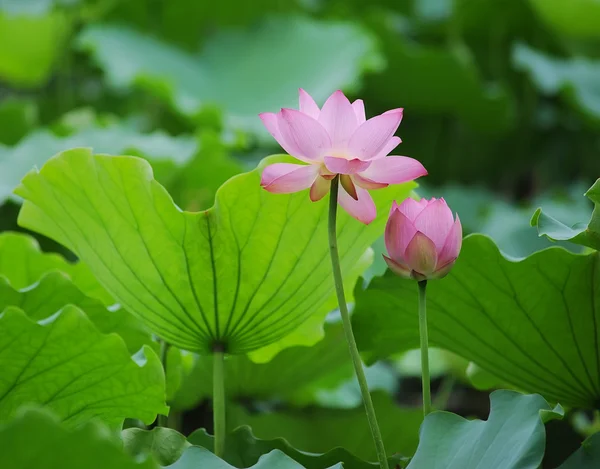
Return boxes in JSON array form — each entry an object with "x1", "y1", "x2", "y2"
[
  {"x1": 188, "y1": 425, "x2": 408, "y2": 469},
  {"x1": 77, "y1": 17, "x2": 382, "y2": 135},
  {"x1": 0, "y1": 231, "x2": 112, "y2": 304},
  {"x1": 531, "y1": 179, "x2": 600, "y2": 251},
  {"x1": 528, "y1": 0, "x2": 600, "y2": 38},
  {"x1": 123, "y1": 427, "x2": 191, "y2": 466},
  {"x1": 170, "y1": 321, "x2": 352, "y2": 411},
  {"x1": 407, "y1": 390, "x2": 563, "y2": 469},
  {"x1": 0, "y1": 271, "x2": 152, "y2": 354},
  {"x1": 559, "y1": 432, "x2": 600, "y2": 468},
  {"x1": 0, "y1": 10, "x2": 70, "y2": 87},
  {"x1": 16, "y1": 148, "x2": 414, "y2": 354},
  {"x1": 168, "y1": 446, "x2": 340, "y2": 469},
  {"x1": 0, "y1": 126, "x2": 198, "y2": 203},
  {"x1": 0, "y1": 407, "x2": 156, "y2": 469},
  {"x1": 227, "y1": 392, "x2": 422, "y2": 461},
  {"x1": 353, "y1": 234, "x2": 600, "y2": 409},
  {"x1": 0, "y1": 306, "x2": 167, "y2": 428},
  {"x1": 513, "y1": 43, "x2": 600, "y2": 123}
]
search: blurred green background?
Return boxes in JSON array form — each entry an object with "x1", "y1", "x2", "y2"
[
  {"x1": 0, "y1": 0, "x2": 599, "y2": 465},
  {"x1": 1, "y1": 0, "x2": 598, "y2": 260}
]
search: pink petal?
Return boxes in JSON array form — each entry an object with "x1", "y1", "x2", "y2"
[
  {"x1": 318, "y1": 90, "x2": 358, "y2": 147},
  {"x1": 299, "y1": 88, "x2": 320, "y2": 119},
  {"x1": 309, "y1": 176, "x2": 331, "y2": 202},
  {"x1": 359, "y1": 156, "x2": 427, "y2": 185},
  {"x1": 279, "y1": 109, "x2": 332, "y2": 162},
  {"x1": 404, "y1": 231, "x2": 438, "y2": 277},
  {"x1": 383, "y1": 255, "x2": 411, "y2": 279},
  {"x1": 398, "y1": 198, "x2": 427, "y2": 222},
  {"x1": 352, "y1": 99, "x2": 366, "y2": 124},
  {"x1": 353, "y1": 173, "x2": 388, "y2": 190},
  {"x1": 347, "y1": 110, "x2": 404, "y2": 160},
  {"x1": 371, "y1": 136, "x2": 402, "y2": 160},
  {"x1": 413, "y1": 199, "x2": 455, "y2": 249},
  {"x1": 340, "y1": 174, "x2": 358, "y2": 200},
  {"x1": 261, "y1": 163, "x2": 320, "y2": 193},
  {"x1": 260, "y1": 112, "x2": 303, "y2": 159},
  {"x1": 385, "y1": 209, "x2": 418, "y2": 262},
  {"x1": 437, "y1": 215, "x2": 463, "y2": 267},
  {"x1": 338, "y1": 184, "x2": 376, "y2": 224},
  {"x1": 324, "y1": 156, "x2": 371, "y2": 175}
]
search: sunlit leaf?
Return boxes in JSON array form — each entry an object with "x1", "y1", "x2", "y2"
[
  {"x1": 188, "y1": 425, "x2": 408, "y2": 469},
  {"x1": 531, "y1": 179, "x2": 600, "y2": 251},
  {"x1": 0, "y1": 407, "x2": 156, "y2": 469},
  {"x1": 0, "y1": 306, "x2": 167, "y2": 428},
  {"x1": 0, "y1": 271, "x2": 152, "y2": 354},
  {"x1": 407, "y1": 390, "x2": 563, "y2": 469},
  {"x1": 528, "y1": 0, "x2": 600, "y2": 38},
  {"x1": 0, "y1": 231, "x2": 111, "y2": 304},
  {"x1": 0, "y1": 10, "x2": 71, "y2": 87},
  {"x1": 77, "y1": 17, "x2": 382, "y2": 136},
  {"x1": 16, "y1": 149, "x2": 414, "y2": 354},
  {"x1": 353, "y1": 234, "x2": 600, "y2": 408},
  {"x1": 0, "y1": 126, "x2": 198, "y2": 203}
]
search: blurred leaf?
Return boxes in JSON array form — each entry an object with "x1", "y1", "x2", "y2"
[
  {"x1": 227, "y1": 392, "x2": 422, "y2": 461},
  {"x1": 466, "y1": 362, "x2": 507, "y2": 391},
  {"x1": 0, "y1": 271, "x2": 153, "y2": 354},
  {"x1": 122, "y1": 427, "x2": 190, "y2": 466},
  {"x1": 167, "y1": 446, "x2": 333, "y2": 469},
  {"x1": 0, "y1": 407, "x2": 156, "y2": 469},
  {"x1": 188, "y1": 425, "x2": 408, "y2": 469},
  {"x1": 353, "y1": 235, "x2": 600, "y2": 409},
  {"x1": 170, "y1": 321, "x2": 352, "y2": 411},
  {"x1": 78, "y1": 17, "x2": 382, "y2": 135},
  {"x1": 0, "y1": 10, "x2": 71, "y2": 87},
  {"x1": 0, "y1": 231, "x2": 112, "y2": 304},
  {"x1": 16, "y1": 149, "x2": 414, "y2": 354},
  {"x1": 558, "y1": 432, "x2": 600, "y2": 468},
  {"x1": 366, "y1": 31, "x2": 514, "y2": 134},
  {"x1": 513, "y1": 43, "x2": 600, "y2": 124},
  {"x1": 0, "y1": 125, "x2": 198, "y2": 203},
  {"x1": 407, "y1": 390, "x2": 563, "y2": 469},
  {"x1": 0, "y1": 97, "x2": 37, "y2": 145},
  {"x1": 528, "y1": 0, "x2": 600, "y2": 38},
  {"x1": 0, "y1": 306, "x2": 167, "y2": 428},
  {"x1": 531, "y1": 178, "x2": 600, "y2": 251}
]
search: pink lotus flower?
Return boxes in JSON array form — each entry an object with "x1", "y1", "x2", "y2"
[
  {"x1": 384, "y1": 197, "x2": 462, "y2": 281},
  {"x1": 259, "y1": 89, "x2": 428, "y2": 224}
]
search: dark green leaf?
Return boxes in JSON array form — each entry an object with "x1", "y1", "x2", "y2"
[
  {"x1": 407, "y1": 390, "x2": 563, "y2": 469},
  {"x1": 528, "y1": 0, "x2": 600, "y2": 38},
  {"x1": 122, "y1": 427, "x2": 191, "y2": 466},
  {"x1": 0, "y1": 407, "x2": 157, "y2": 469},
  {"x1": 558, "y1": 432, "x2": 600, "y2": 468},
  {"x1": 0, "y1": 306, "x2": 167, "y2": 428},
  {"x1": 188, "y1": 425, "x2": 408, "y2": 469},
  {"x1": 354, "y1": 234, "x2": 600, "y2": 408},
  {"x1": 16, "y1": 149, "x2": 414, "y2": 354}
]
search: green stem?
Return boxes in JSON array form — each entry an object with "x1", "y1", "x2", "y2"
[
  {"x1": 158, "y1": 339, "x2": 169, "y2": 428},
  {"x1": 328, "y1": 176, "x2": 388, "y2": 469},
  {"x1": 418, "y1": 280, "x2": 431, "y2": 416},
  {"x1": 213, "y1": 346, "x2": 226, "y2": 458}
]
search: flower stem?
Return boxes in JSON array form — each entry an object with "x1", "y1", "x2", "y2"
[
  {"x1": 158, "y1": 339, "x2": 169, "y2": 428},
  {"x1": 213, "y1": 345, "x2": 226, "y2": 458},
  {"x1": 418, "y1": 280, "x2": 431, "y2": 416},
  {"x1": 328, "y1": 176, "x2": 388, "y2": 469}
]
